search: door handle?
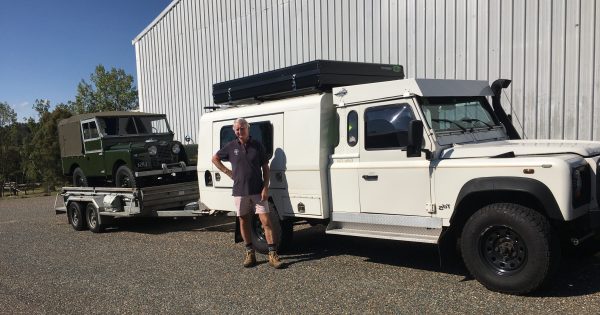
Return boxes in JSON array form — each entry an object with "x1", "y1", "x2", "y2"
[{"x1": 362, "y1": 175, "x2": 378, "y2": 181}]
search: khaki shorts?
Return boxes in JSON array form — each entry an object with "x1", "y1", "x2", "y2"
[{"x1": 234, "y1": 195, "x2": 270, "y2": 217}]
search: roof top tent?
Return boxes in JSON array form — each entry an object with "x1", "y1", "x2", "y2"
[{"x1": 212, "y1": 60, "x2": 405, "y2": 105}]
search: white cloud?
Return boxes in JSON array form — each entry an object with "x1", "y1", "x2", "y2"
[{"x1": 17, "y1": 101, "x2": 30, "y2": 109}]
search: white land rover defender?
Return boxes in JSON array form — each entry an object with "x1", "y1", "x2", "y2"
[{"x1": 197, "y1": 60, "x2": 600, "y2": 294}]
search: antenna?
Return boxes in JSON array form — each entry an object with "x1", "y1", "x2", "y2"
[{"x1": 502, "y1": 89, "x2": 526, "y2": 139}]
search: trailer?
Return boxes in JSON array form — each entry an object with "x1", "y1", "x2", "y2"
[{"x1": 55, "y1": 181, "x2": 207, "y2": 232}]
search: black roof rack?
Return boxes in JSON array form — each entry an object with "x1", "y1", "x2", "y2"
[{"x1": 212, "y1": 60, "x2": 404, "y2": 104}]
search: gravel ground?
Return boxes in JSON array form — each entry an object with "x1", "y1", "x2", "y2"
[{"x1": 1, "y1": 195, "x2": 599, "y2": 314}]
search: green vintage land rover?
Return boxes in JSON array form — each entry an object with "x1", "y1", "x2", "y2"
[{"x1": 58, "y1": 111, "x2": 197, "y2": 187}]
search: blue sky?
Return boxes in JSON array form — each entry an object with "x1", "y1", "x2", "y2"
[{"x1": 0, "y1": 0, "x2": 172, "y2": 121}]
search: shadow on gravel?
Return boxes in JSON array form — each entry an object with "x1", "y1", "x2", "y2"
[
  {"x1": 94, "y1": 215, "x2": 600, "y2": 297},
  {"x1": 538, "y1": 252, "x2": 600, "y2": 297},
  {"x1": 283, "y1": 224, "x2": 600, "y2": 297},
  {"x1": 100, "y1": 215, "x2": 236, "y2": 235},
  {"x1": 282, "y1": 224, "x2": 466, "y2": 276}
]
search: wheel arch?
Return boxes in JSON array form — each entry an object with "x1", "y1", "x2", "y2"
[
  {"x1": 447, "y1": 177, "x2": 563, "y2": 238},
  {"x1": 111, "y1": 160, "x2": 128, "y2": 178},
  {"x1": 68, "y1": 163, "x2": 80, "y2": 176}
]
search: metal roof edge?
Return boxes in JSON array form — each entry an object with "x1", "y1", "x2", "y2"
[{"x1": 131, "y1": 0, "x2": 181, "y2": 45}]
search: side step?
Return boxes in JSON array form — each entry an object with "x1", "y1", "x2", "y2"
[{"x1": 326, "y1": 212, "x2": 442, "y2": 244}]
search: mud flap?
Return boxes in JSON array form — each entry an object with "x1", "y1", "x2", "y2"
[{"x1": 437, "y1": 228, "x2": 460, "y2": 268}]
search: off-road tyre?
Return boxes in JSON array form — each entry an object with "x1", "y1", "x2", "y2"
[
  {"x1": 461, "y1": 203, "x2": 560, "y2": 295},
  {"x1": 72, "y1": 167, "x2": 88, "y2": 187},
  {"x1": 115, "y1": 165, "x2": 137, "y2": 188},
  {"x1": 67, "y1": 202, "x2": 87, "y2": 231}
]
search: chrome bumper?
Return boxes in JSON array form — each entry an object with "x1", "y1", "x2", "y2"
[{"x1": 135, "y1": 162, "x2": 197, "y2": 177}]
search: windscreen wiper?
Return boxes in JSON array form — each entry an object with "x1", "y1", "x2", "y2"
[
  {"x1": 432, "y1": 118, "x2": 467, "y2": 132},
  {"x1": 460, "y1": 118, "x2": 494, "y2": 130}
]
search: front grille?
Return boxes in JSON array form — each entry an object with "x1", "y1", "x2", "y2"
[
  {"x1": 156, "y1": 145, "x2": 172, "y2": 162},
  {"x1": 148, "y1": 144, "x2": 177, "y2": 167}
]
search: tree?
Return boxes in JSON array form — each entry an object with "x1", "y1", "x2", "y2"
[
  {"x1": 71, "y1": 64, "x2": 138, "y2": 114},
  {"x1": 26, "y1": 105, "x2": 72, "y2": 192},
  {"x1": 0, "y1": 101, "x2": 16, "y2": 127},
  {"x1": 0, "y1": 102, "x2": 18, "y2": 196},
  {"x1": 33, "y1": 99, "x2": 51, "y2": 117}
]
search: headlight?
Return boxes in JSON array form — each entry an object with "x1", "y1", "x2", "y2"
[
  {"x1": 148, "y1": 145, "x2": 157, "y2": 156},
  {"x1": 571, "y1": 164, "x2": 590, "y2": 207},
  {"x1": 572, "y1": 169, "x2": 583, "y2": 199},
  {"x1": 171, "y1": 143, "x2": 181, "y2": 154}
]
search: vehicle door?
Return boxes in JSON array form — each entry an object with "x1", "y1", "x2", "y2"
[
  {"x1": 212, "y1": 114, "x2": 283, "y2": 189},
  {"x1": 80, "y1": 118, "x2": 105, "y2": 177},
  {"x1": 357, "y1": 100, "x2": 432, "y2": 216}
]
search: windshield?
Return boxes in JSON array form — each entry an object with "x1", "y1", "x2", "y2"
[
  {"x1": 419, "y1": 97, "x2": 498, "y2": 133},
  {"x1": 98, "y1": 116, "x2": 172, "y2": 136}
]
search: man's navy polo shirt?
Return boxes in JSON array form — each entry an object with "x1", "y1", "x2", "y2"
[{"x1": 216, "y1": 137, "x2": 268, "y2": 196}]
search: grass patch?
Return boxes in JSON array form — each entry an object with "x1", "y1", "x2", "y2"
[{"x1": 0, "y1": 187, "x2": 58, "y2": 200}]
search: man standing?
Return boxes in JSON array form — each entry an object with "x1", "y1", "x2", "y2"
[{"x1": 212, "y1": 118, "x2": 283, "y2": 269}]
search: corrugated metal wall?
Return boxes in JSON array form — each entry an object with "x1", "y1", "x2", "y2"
[{"x1": 134, "y1": 0, "x2": 600, "y2": 142}]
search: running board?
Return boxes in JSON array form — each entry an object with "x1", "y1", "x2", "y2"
[{"x1": 326, "y1": 212, "x2": 442, "y2": 244}]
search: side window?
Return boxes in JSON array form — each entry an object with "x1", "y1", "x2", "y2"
[
  {"x1": 125, "y1": 117, "x2": 137, "y2": 134},
  {"x1": 82, "y1": 123, "x2": 91, "y2": 140},
  {"x1": 249, "y1": 122, "x2": 273, "y2": 159},
  {"x1": 89, "y1": 121, "x2": 99, "y2": 139},
  {"x1": 364, "y1": 104, "x2": 415, "y2": 150},
  {"x1": 134, "y1": 117, "x2": 149, "y2": 134},
  {"x1": 219, "y1": 126, "x2": 236, "y2": 153},
  {"x1": 347, "y1": 111, "x2": 358, "y2": 147},
  {"x1": 101, "y1": 118, "x2": 118, "y2": 135},
  {"x1": 219, "y1": 122, "x2": 274, "y2": 160}
]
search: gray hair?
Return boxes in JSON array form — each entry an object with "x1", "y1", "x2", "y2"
[{"x1": 233, "y1": 118, "x2": 249, "y2": 128}]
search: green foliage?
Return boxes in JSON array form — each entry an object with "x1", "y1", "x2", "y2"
[
  {"x1": 0, "y1": 102, "x2": 19, "y2": 196},
  {"x1": 0, "y1": 101, "x2": 17, "y2": 127},
  {"x1": 71, "y1": 64, "x2": 138, "y2": 114},
  {"x1": 33, "y1": 99, "x2": 51, "y2": 117},
  {"x1": 25, "y1": 106, "x2": 72, "y2": 190}
]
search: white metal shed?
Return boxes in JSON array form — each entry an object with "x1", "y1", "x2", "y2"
[{"x1": 133, "y1": 0, "x2": 600, "y2": 143}]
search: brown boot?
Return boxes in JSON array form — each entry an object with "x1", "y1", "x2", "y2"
[
  {"x1": 243, "y1": 250, "x2": 256, "y2": 268},
  {"x1": 268, "y1": 251, "x2": 283, "y2": 269}
]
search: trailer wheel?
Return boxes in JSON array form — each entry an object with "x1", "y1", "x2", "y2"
[
  {"x1": 73, "y1": 167, "x2": 88, "y2": 187},
  {"x1": 67, "y1": 202, "x2": 87, "y2": 231},
  {"x1": 115, "y1": 165, "x2": 137, "y2": 188},
  {"x1": 250, "y1": 201, "x2": 293, "y2": 254},
  {"x1": 86, "y1": 203, "x2": 104, "y2": 233},
  {"x1": 460, "y1": 203, "x2": 560, "y2": 295}
]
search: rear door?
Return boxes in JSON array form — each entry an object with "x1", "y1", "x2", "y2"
[
  {"x1": 212, "y1": 114, "x2": 283, "y2": 189},
  {"x1": 80, "y1": 118, "x2": 105, "y2": 176}
]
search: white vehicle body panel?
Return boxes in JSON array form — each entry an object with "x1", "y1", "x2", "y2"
[
  {"x1": 332, "y1": 79, "x2": 494, "y2": 106},
  {"x1": 197, "y1": 77, "x2": 600, "y2": 233},
  {"x1": 198, "y1": 94, "x2": 335, "y2": 219}
]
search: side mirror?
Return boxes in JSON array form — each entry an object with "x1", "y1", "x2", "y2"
[
  {"x1": 407, "y1": 120, "x2": 424, "y2": 158},
  {"x1": 184, "y1": 135, "x2": 193, "y2": 143}
]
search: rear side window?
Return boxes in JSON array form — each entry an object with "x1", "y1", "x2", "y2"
[
  {"x1": 219, "y1": 121, "x2": 274, "y2": 160},
  {"x1": 364, "y1": 104, "x2": 415, "y2": 150},
  {"x1": 82, "y1": 121, "x2": 100, "y2": 140}
]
